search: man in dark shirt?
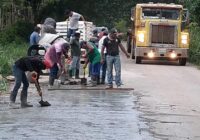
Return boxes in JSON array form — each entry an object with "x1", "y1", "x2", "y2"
[
  {"x1": 10, "y1": 56, "x2": 51, "y2": 108},
  {"x1": 69, "y1": 31, "x2": 81, "y2": 78},
  {"x1": 101, "y1": 28, "x2": 130, "y2": 88}
]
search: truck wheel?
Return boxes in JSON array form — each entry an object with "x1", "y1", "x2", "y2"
[
  {"x1": 135, "y1": 56, "x2": 142, "y2": 64},
  {"x1": 178, "y1": 58, "x2": 186, "y2": 66},
  {"x1": 132, "y1": 53, "x2": 135, "y2": 59}
]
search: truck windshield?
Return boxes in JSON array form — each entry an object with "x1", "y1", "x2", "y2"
[{"x1": 142, "y1": 8, "x2": 180, "y2": 20}]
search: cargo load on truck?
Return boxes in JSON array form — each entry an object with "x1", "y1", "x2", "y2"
[{"x1": 56, "y1": 21, "x2": 94, "y2": 41}]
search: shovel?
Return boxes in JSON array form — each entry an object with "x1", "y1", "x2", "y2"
[
  {"x1": 31, "y1": 73, "x2": 51, "y2": 107},
  {"x1": 81, "y1": 68, "x2": 87, "y2": 85}
]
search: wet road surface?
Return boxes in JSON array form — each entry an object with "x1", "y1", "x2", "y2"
[{"x1": 0, "y1": 89, "x2": 153, "y2": 140}]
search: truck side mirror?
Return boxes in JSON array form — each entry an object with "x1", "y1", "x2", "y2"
[
  {"x1": 182, "y1": 9, "x2": 189, "y2": 23},
  {"x1": 181, "y1": 9, "x2": 189, "y2": 30}
]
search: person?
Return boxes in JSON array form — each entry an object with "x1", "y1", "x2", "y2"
[
  {"x1": 65, "y1": 9, "x2": 85, "y2": 40},
  {"x1": 69, "y1": 31, "x2": 81, "y2": 79},
  {"x1": 88, "y1": 29, "x2": 99, "y2": 77},
  {"x1": 29, "y1": 26, "x2": 41, "y2": 46},
  {"x1": 41, "y1": 17, "x2": 57, "y2": 35},
  {"x1": 98, "y1": 30, "x2": 108, "y2": 84},
  {"x1": 101, "y1": 28, "x2": 130, "y2": 89},
  {"x1": 10, "y1": 56, "x2": 51, "y2": 108},
  {"x1": 44, "y1": 38, "x2": 70, "y2": 87},
  {"x1": 98, "y1": 28, "x2": 106, "y2": 39},
  {"x1": 80, "y1": 41, "x2": 101, "y2": 86},
  {"x1": 89, "y1": 29, "x2": 99, "y2": 48}
]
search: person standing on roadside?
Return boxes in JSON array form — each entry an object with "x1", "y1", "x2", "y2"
[
  {"x1": 101, "y1": 28, "x2": 130, "y2": 89},
  {"x1": 65, "y1": 9, "x2": 86, "y2": 40},
  {"x1": 69, "y1": 31, "x2": 81, "y2": 79},
  {"x1": 29, "y1": 26, "x2": 41, "y2": 46},
  {"x1": 98, "y1": 30, "x2": 108, "y2": 84},
  {"x1": 10, "y1": 56, "x2": 51, "y2": 108}
]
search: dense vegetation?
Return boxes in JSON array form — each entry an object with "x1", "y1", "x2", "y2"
[{"x1": 1, "y1": 0, "x2": 200, "y2": 76}]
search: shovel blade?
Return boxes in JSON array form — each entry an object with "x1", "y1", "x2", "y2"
[{"x1": 39, "y1": 100, "x2": 51, "y2": 107}]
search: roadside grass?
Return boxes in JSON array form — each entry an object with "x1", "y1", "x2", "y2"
[{"x1": 0, "y1": 43, "x2": 28, "y2": 76}]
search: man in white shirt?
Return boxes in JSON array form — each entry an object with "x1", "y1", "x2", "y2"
[
  {"x1": 98, "y1": 30, "x2": 108, "y2": 84},
  {"x1": 65, "y1": 9, "x2": 85, "y2": 40}
]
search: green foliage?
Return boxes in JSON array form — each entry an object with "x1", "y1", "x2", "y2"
[
  {"x1": 0, "y1": 21, "x2": 34, "y2": 45},
  {"x1": 114, "y1": 20, "x2": 127, "y2": 40},
  {"x1": 115, "y1": 20, "x2": 127, "y2": 33},
  {"x1": 0, "y1": 43, "x2": 28, "y2": 76},
  {"x1": 188, "y1": 23, "x2": 200, "y2": 64},
  {"x1": 190, "y1": 1, "x2": 200, "y2": 26}
]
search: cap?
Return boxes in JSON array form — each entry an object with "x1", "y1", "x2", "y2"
[
  {"x1": 43, "y1": 60, "x2": 52, "y2": 69},
  {"x1": 110, "y1": 28, "x2": 118, "y2": 34},
  {"x1": 74, "y1": 30, "x2": 81, "y2": 36}
]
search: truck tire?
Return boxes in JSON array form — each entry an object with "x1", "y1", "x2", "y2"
[
  {"x1": 178, "y1": 58, "x2": 187, "y2": 66},
  {"x1": 135, "y1": 56, "x2": 142, "y2": 64}
]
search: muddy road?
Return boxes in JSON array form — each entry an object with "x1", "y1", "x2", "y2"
[{"x1": 1, "y1": 53, "x2": 200, "y2": 140}]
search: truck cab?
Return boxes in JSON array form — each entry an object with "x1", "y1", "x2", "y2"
[{"x1": 129, "y1": 3, "x2": 189, "y2": 65}]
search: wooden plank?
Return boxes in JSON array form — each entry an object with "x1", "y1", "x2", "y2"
[{"x1": 48, "y1": 87, "x2": 134, "y2": 91}]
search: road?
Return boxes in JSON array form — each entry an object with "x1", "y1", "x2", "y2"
[{"x1": 0, "y1": 52, "x2": 200, "y2": 140}]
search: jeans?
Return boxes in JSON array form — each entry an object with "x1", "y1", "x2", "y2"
[
  {"x1": 70, "y1": 56, "x2": 80, "y2": 70},
  {"x1": 101, "y1": 53, "x2": 107, "y2": 80},
  {"x1": 91, "y1": 62, "x2": 101, "y2": 77},
  {"x1": 67, "y1": 28, "x2": 78, "y2": 39},
  {"x1": 11, "y1": 64, "x2": 29, "y2": 102},
  {"x1": 106, "y1": 55, "x2": 121, "y2": 86},
  {"x1": 50, "y1": 63, "x2": 59, "y2": 78}
]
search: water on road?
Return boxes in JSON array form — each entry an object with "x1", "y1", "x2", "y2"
[{"x1": 0, "y1": 90, "x2": 152, "y2": 140}]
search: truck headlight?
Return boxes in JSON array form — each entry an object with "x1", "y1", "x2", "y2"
[
  {"x1": 147, "y1": 50, "x2": 154, "y2": 58},
  {"x1": 170, "y1": 51, "x2": 177, "y2": 59},
  {"x1": 138, "y1": 32, "x2": 145, "y2": 43},
  {"x1": 181, "y1": 34, "x2": 188, "y2": 45}
]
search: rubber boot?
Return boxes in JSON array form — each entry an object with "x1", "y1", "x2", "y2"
[
  {"x1": 10, "y1": 92, "x2": 17, "y2": 103},
  {"x1": 101, "y1": 76, "x2": 105, "y2": 84},
  {"x1": 75, "y1": 69, "x2": 80, "y2": 79},
  {"x1": 91, "y1": 76, "x2": 97, "y2": 86},
  {"x1": 9, "y1": 92, "x2": 19, "y2": 108},
  {"x1": 69, "y1": 69, "x2": 73, "y2": 78},
  {"x1": 97, "y1": 76, "x2": 100, "y2": 85},
  {"x1": 49, "y1": 76, "x2": 55, "y2": 86},
  {"x1": 20, "y1": 91, "x2": 33, "y2": 108}
]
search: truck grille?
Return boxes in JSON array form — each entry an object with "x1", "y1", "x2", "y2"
[{"x1": 151, "y1": 25, "x2": 175, "y2": 44}]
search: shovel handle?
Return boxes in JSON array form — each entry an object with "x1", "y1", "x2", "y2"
[{"x1": 31, "y1": 74, "x2": 43, "y2": 98}]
